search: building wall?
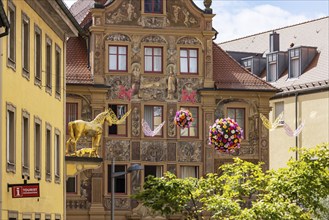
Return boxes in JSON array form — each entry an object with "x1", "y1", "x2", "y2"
[
  {"x1": 269, "y1": 91, "x2": 329, "y2": 170},
  {"x1": 1, "y1": 0, "x2": 67, "y2": 219}
]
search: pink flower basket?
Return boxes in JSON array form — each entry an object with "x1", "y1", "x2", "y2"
[{"x1": 174, "y1": 110, "x2": 193, "y2": 129}]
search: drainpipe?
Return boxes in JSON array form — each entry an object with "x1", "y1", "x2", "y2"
[{"x1": 295, "y1": 93, "x2": 299, "y2": 160}]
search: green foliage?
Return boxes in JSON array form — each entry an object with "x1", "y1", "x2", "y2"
[{"x1": 133, "y1": 143, "x2": 329, "y2": 219}]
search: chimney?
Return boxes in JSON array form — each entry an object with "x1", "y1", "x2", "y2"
[{"x1": 269, "y1": 31, "x2": 279, "y2": 52}]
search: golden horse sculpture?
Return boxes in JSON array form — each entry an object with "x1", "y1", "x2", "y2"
[{"x1": 66, "y1": 108, "x2": 131, "y2": 157}]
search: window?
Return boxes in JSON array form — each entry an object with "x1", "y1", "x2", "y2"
[
  {"x1": 55, "y1": 45, "x2": 61, "y2": 96},
  {"x1": 180, "y1": 107, "x2": 198, "y2": 137},
  {"x1": 144, "y1": 165, "x2": 163, "y2": 181},
  {"x1": 108, "y1": 45, "x2": 127, "y2": 72},
  {"x1": 289, "y1": 48, "x2": 300, "y2": 78},
  {"x1": 227, "y1": 108, "x2": 245, "y2": 138},
  {"x1": 22, "y1": 12, "x2": 30, "y2": 74},
  {"x1": 108, "y1": 165, "x2": 126, "y2": 193},
  {"x1": 66, "y1": 176, "x2": 77, "y2": 193},
  {"x1": 8, "y1": 0, "x2": 16, "y2": 66},
  {"x1": 144, "y1": 47, "x2": 162, "y2": 73},
  {"x1": 109, "y1": 104, "x2": 128, "y2": 136},
  {"x1": 144, "y1": 0, "x2": 163, "y2": 13},
  {"x1": 144, "y1": 106, "x2": 163, "y2": 136},
  {"x1": 22, "y1": 111, "x2": 30, "y2": 175},
  {"x1": 180, "y1": 48, "x2": 198, "y2": 74},
  {"x1": 46, "y1": 37, "x2": 52, "y2": 90},
  {"x1": 267, "y1": 53, "x2": 277, "y2": 82},
  {"x1": 66, "y1": 103, "x2": 78, "y2": 134},
  {"x1": 35, "y1": 213, "x2": 41, "y2": 220},
  {"x1": 242, "y1": 58, "x2": 252, "y2": 71},
  {"x1": 34, "y1": 117, "x2": 41, "y2": 178},
  {"x1": 54, "y1": 130, "x2": 60, "y2": 182},
  {"x1": 45, "y1": 124, "x2": 52, "y2": 181},
  {"x1": 275, "y1": 101, "x2": 284, "y2": 124},
  {"x1": 180, "y1": 166, "x2": 198, "y2": 178},
  {"x1": 8, "y1": 211, "x2": 18, "y2": 220},
  {"x1": 45, "y1": 214, "x2": 51, "y2": 220},
  {"x1": 6, "y1": 103, "x2": 16, "y2": 172},
  {"x1": 34, "y1": 25, "x2": 42, "y2": 83}
]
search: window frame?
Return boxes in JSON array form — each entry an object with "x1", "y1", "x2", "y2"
[
  {"x1": 45, "y1": 123, "x2": 52, "y2": 182},
  {"x1": 227, "y1": 107, "x2": 246, "y2": 139},
  {"x1": 55, "y1": 44, "x2": 61, "y2": 97},
  {"x1": 6, "y1": 103, "x2": 16, "y2": 173},
  {"x1": 34, "y1": 116, "x2": 42, "y2": 179},
  {"x1": 144, "y1": 0, "x2": 163, "y2": 14},
  {"x1": 144, "y1": 46, "x2": 163, "y2": 73},
  {"x1": 22, "y1": 109, "x2": 30, "y2": 176},
  {"x1": 54, "y1": 129, "x2": 61, "y2": 183},
  {"x1": 22, "y1": 11, "x2": 30, "y2": 77},
  {"x1": 34, "y1": 24, "x2": 42, "y2": 86},
  {"x1": 266, "y1": 53, "x2": 278, "y2": 82},
  {"x1": 144, "y1": 165, "x2": 163, "y2": 182},
  {"x1": 108, "y1": 104, "x2": 128, "y2": 136},
  {"x1": 66, "y1": 176, "x2": 78, "y2": 194},
  {"x1": 274, "y1": 101, "x2": 285, "y2": 125},
  {"x1": 108, "y1": 45, "x2": 128, "y2": 72},
  {"x1": 179, "y1": 106, "x2": 198, "y2": 138},
  {"x1": 107, "y1": 164, "x2": 127, "y2": 194},
  {"x1": 7, "y1": 0, "x2": 16, "y2": 69},
  {"x1": 45, "y1": 36, "x2": 52, "y2": 92},
  {"x1": 143, "y1": 105, "x2": 164, "y2": 137},
  {"x1": 180, "y1": 166, "x2": 199, "y2": 178},
  {"x1": 288, "y1": 48, "x2": 301, "y2": 79},
  {"x1": 179, "y1": 48, "x2": 198, "y2": 75}
]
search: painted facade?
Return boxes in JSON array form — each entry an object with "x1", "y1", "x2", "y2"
[
  {"x1": 220, "y1": 17, "x2": 329, "y2": 170},
  {"x1": 0, "y1": 0, "x2": 79, "y2": 219},
  {"x1": 65, "y1": 0, "x2": 277, "y2": 219}
]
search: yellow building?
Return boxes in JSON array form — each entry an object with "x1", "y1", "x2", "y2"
[
  {"x1": 220, "y1": 17, "x2": 329, "y2": 169},
  {"x1": 0, "y1": 0, "x2": 80, "y2": 219},
  {"x1": 65, "y1": 0, "x2": 277, "y2": 219}
]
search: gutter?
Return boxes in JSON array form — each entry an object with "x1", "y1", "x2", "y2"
[
  {"x1": 0, "y1": 17, "x2": 3, "y2": 220},
  {"x1": 270, "y1": 85, "x2": 329, "y2": 100},
  {"x1": 198, "y1": 87, "x2": 278, "y2": 93}
]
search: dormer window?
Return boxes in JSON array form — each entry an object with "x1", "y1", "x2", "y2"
[
  {"x1": 144, "y1": 0, "x2": 163, "y2": 14},
  {"x1": 267, "y1": 53, "x2": 277, "y2": 82},
  {"x1": 288, "y1": 46, "x2": 317, "y2": 79},
  {"x1": 289, "y1": 48, "x2": 300, "y2": 78},
  {"x1": 242, "y1": 58, "x2": 252, "y2": 71}
]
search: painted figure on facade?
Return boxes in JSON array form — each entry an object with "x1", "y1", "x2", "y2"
[
  {"x1": 167, "y1": 66, "x2": 177, "y2": 100},
  {"x1": 66, "y1": 109, "x2": 131, "y2": 157}
]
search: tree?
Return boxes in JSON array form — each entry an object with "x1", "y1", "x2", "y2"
[{"x1": 133, "y1": 143, "x2": 329, "y2": 219}]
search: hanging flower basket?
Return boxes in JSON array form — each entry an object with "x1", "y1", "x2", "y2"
[
  {"x1": 209, "y1": 118, "x2": 243, "y2": 153},
  {"x1": 174, "y1": 110, "x2": 193, "y2": 129}
]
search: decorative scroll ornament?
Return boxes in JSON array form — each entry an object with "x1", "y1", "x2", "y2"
[
  {"x1": 260, "y1": 112, "x2": 284, "y2": 130},
  {"x1": 174, "y1": 110, "x2": 193, "y2": 129},
  {"x1": 209, "y1": 118, "x2": 243, "y2": 153},
  {"x1": 283, "y1": 122, "x2": 305, "y2": 137},
  {"x1": 108, "y1": 108, "x2": 132, "y2": 125},
  {"x1": 142, "y1": 119, "x2": 165, "y2": 137},
  {"x1": 118, "y1": 85, "x2": 133, "y2": 101},
  {"x1": 181, "y1": 89, "x2": 196, "y2": 103}
]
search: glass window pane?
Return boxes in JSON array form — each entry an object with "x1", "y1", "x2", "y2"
[
  {"x1": 154, "y1": 57, "x2": 162, "y2": 71},
  {"x1": 109, "y1": 55, "x2": 117, "y2": 70},
  {"x1": 118, "y1": 55, "x2": 126, "y2": 70},
  {"x1": 154, "y1": 48, "x2": 162, "y2": 56},
  {"x1": 180, "y1": 128, "x2": 188, "y2": 136},
  {"x1": 145, "y1": 48, "x2": 152, "y2": 55},
  {"x1": 189, "y1": 49, "x2": 197, "y2": 57},
  {"x1": 109, "y1": 46, "x2": 117, "y2": 54},
  {"x1": 180, "y1": 58, "x2": 188, "y2": 72},
  {"x1": 290, "y1": 59, "x2": 299, "y2": 78},
  {"x1": 180, "y1": 50, "x2": 187, "y2": 57},
  {"x1": 189, "y1": 58, "x2": 198, "y2": 73},
  {"x1": 118, "y1": 46, "x2": 126, "y2": 54},
  {"x1": 189, "y1": 127, "x2": 197, "y2": 136},
  {"x1": 145, "y1": 57, "x2": 152, "y2": 71}
]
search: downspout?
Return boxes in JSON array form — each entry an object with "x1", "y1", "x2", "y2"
[
  {"x1": 295, "y1": 92, "x2": 299, "y2": 160},
  {"x1": 0, "y1": 21, "x2": 3, "y2": 220}
]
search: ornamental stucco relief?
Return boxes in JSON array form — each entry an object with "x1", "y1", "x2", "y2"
[{"x1": 178, "y1": 141, "x2": 202, "y2": 162}]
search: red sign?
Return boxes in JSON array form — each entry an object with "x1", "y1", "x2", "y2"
[{"x1": 12, "y1": 184, "x2": 40, "y2": 198}]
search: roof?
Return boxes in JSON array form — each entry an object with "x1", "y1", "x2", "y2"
[
  {"x1": 66, "y1": 37, "x2": 93, "y2": 84},
  {"x1": 212, "y1": 43, "x2": 277, "y2": 91},
  {"x1": 0, "y1": 0, "x2": 9, "y2": 38},
  {"x1": 219, "y1": 17, "x2": 329, "y2": 93}
]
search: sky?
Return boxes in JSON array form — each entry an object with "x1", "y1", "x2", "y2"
[{"x1": 64, "y1": 0, "x2": 329, "y2": 43}]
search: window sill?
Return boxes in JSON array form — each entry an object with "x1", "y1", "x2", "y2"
[
  {"x1": 34, "y1": 77, "x2": 42, "y2": 88},
  {"x1": 6, "y1": 162, "x2": 16, "y2": 173},
  {"x1": 7, "y1": 58, "x2": 16, "y2": 71},
  {"x1": 22, "y1": 68, "x2": 30, "y2": 80}
]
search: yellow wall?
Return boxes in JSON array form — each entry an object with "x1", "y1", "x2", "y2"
[
  {"x1": 1, "y1": 0, "x2": 65, "y2": 219},
  {"x1": 269, "y1": 91, "x2": 329, "y2": 170}
]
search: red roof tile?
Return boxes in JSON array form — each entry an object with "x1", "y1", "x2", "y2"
[
  {"x1": 212, "y1": 43, "x2": 277, "y2": 91},
  {"x1": 66, "y1": 37, "x2": 93, "y2": 84}
]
